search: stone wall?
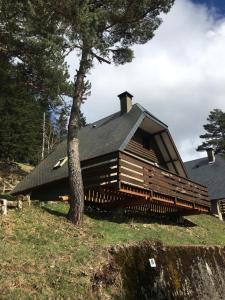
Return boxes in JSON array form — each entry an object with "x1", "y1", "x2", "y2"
[{"x1": 93, "y1": 242, "x2": 225, "y2": 300}]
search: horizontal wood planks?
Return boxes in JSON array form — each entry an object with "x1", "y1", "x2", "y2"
[
  {"x1": 126, "y1": 139, "x2": 159, "y2": 163},
  {"x1": 79, "y1": 150, "x2": 210, "y2": 214},
  {"x1": 125, "y1": 128, "x2": 167, "y2": 168},
  {"x1": 220, "y1": 200, "x2": 225, "y2": 214},
  {"x1": 81, "y1": 152, "x2": 119, "y2": 189},
  {"x1": 118, "y1": 151, "x2": 210, "y2": 212}
]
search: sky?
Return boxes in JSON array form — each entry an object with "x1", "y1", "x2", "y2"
[
  {"x1": 67, "y1": 0, "x2": 225, "y2": 162},
  {"x1": 192, "y1": 0, "x2": 225, "y2": 15}
]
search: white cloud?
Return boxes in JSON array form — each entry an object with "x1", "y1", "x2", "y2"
[{"x1": 67, "y1": 0, "x2": 225, "y2": 162}]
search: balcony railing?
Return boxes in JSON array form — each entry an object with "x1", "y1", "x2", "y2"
[
  {"x1": 81, "y1": 151, "x2": 210, "y2": 213},
  {"x1": 119, "y1": 151, "x2": 210, "y2": 212}
]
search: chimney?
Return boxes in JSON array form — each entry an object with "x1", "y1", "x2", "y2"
[
  {"x1": 206, "y1": 148, "x2": 215, "y2": 164},
  {"x1": 118, "y1": 91, "x2": 133, "y2": 115}
]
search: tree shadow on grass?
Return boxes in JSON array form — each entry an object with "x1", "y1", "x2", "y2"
[
  {"x1": 84, "y1": 206, "x2": 197, "y2": 228},
  {"x1": 41, "y1": 203, "x2": 197, "y2": 228},
  {"x1": 42, "y1": 205, "x2": 67, "y2": 218}
]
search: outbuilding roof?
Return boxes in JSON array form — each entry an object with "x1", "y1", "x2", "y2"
[{"x1": 185, "y1": 153, "x2": 225, "y2": 200}]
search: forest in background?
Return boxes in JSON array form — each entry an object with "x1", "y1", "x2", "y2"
[
  {"x1": 0, "y1": 57, "x2": 72, "y2": 165},
  {"x1": 0, "y1": 1, "x2": 75, "y2": 165}
]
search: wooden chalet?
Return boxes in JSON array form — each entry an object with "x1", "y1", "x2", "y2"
[{"x1": 12, "y1": 92, "x2": 210, "y2": 215}]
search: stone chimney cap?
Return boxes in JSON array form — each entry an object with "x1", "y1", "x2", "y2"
[
  {"x1": 117, "y1": 91, "x2": 133, "y2": 99},
  {"x1": 117, "y1": 91, "x2": 133, "y2": 115}
]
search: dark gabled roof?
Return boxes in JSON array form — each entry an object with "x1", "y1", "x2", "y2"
[
  {"x1": 12, "y1": 102, "x2": 186, "y2": 195},
  {"x1": 12, "y1": 104, "x2": 148, "y2": 194},
  {"x1": 184, "y1": 153, "x2": 225, "y2": 200}
]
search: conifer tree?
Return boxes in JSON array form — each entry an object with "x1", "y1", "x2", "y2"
[
  {"x1": 60, "y1": 0, "x2": 175, "y2": 224},
  {"x1": 0, "y1": 56, "x2": 43, "y2": 164},
  {"x1": 0, "y1": 0, "x2": 72, "y2": 107},
  {"x1": 1, "y1": 0, "x2": 175, "y2": 225},
  {"x1": 0, "y1": 0, "x2": 72, "y2": 163},
  {"x1": 197, "y1": 109, "x2": 225, "y2": 153}
]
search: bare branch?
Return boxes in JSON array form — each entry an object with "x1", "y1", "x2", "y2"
[{"x1": 91, "y1": 51, "x2": 111, "y2": 64}]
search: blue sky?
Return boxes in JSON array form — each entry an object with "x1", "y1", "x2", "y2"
[{"x1": 192, "y1": 0, "x2": 225, "y2": 14}]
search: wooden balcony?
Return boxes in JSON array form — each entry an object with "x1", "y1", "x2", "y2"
[
  {"x1": 82, "y1": 151, "x2": 210, "y2": 214},
  {"x1": 118, "y1": 152, "x2": 210, "y2": 213}
]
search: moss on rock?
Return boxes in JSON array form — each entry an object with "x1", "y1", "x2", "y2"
[{"x1": 94, "y1": 241, "x2": 225, "y2": 300}]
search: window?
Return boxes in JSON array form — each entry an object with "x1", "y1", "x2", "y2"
[{"x1": 53, "y1": 157, "x2": 68, "y2": 169}]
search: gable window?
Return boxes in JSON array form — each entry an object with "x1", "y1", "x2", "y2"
[{"x1": 53, "y1": 157, "x2": 68, "y2": 169}]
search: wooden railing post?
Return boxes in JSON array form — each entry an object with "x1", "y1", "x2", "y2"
[
  {"x1": 0, "y1": 199, "x2": 7, "y2": 215},
  {"x1": 143, "y1": 167, "x2": 148, "y2": 187},
  {"x1": 119, "y1": 151, "x2": 210, "y2": 212}
]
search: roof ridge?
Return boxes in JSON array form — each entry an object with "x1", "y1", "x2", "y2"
[
  {"x1": 86, "y1": 103, "x2": 142, "y2": 128},
  {"x1": 135, "y1": 103, "x2": 168, "y2": 128},
  {"x1": 85, "y1": 111, "x2": 118, "y2": 126},
  {"x1": 184, "y1": 156, "x2": 207, "y2": 164}
]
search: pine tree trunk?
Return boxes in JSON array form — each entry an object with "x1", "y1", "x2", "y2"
[
  {"x1": 67, "y1": 48, "x2": 91, "y2": 225},
  {"x1": 67, "y1": 135, "x2": 84, "y2": 224},
  {"x1": 41, "y1": 112, "x2": 46, "y2": 160}
]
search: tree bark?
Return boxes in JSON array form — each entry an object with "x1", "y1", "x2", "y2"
[
  {"x1": 67, "y1": 48, "x2": 91, "y2": 225},
  {"x1": 41, "y1": 112, "x2": 46, "y2": 160}
]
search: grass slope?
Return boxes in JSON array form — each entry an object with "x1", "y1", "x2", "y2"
[
  {"x1": 0, "y1": 161, "x2": 33, "y2": 197},
  {"x1": 0, "y1": 203, "x2": 225, "y2": 299},
  {"x1": 15, "y1": 162, "x2": 34, "y2": 173}
]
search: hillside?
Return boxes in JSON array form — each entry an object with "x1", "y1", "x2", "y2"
[
  {"x1": 0, "y1": 203, "x2": 225, "y2": 299},
  {"x1": 0, "y1": 161, "x2": 33, "y2": 194}
]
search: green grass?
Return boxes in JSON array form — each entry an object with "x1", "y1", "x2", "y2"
[{"x1": 0, "y1": 202, "x2": 225, "y2": 299}]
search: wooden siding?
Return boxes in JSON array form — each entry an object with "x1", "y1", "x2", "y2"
[
  {"x1": 118, "y1": 151, "x2": 210, "y2": 212},
  {"x1": 31, "y1": 153, "x2": 119, "y2": 201},
  {"x1": 220, "y1": 200, "x2": 225, "y2": 215},
  {"x1": 126, "y1": 128, "x2": 167, "y2": 169},
  {"x1": 81, "y1": 152, "x2": 119, "y2": 189},
  {"x1": 31, "y1": 150, "x2": 210, "y2": 215},
  {"x1": 81, "y1": 151, "x2": 210, "y2": 213}
]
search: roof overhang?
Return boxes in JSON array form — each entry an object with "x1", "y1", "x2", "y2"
[
  {"x1": 139, "y1": 113, "x2": 167, "y2": 134},
  {"x1": 154, "y1": 130, "x2": 187, "y2": 177},
  {"x1": 120, "y1": 113, "x2": 188, "y2": 178}
]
